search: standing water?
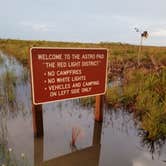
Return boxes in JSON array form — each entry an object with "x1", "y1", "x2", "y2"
[{"x1": 0, "y1": 51, "x2": 165, "y2": 166}]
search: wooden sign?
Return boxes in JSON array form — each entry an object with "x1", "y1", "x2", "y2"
[{"x1": 30, "y1": 48, "x2": 108, "y2": 105}]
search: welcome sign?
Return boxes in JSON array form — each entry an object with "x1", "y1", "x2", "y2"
[{"x1": 30, "y1": 48, "x2": 108, "y2": 105}]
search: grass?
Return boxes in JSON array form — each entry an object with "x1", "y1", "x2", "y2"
[
  {"x1": 106, "y1": 68, "x2": 166, "y2": 141},
  {"x1": 1, "y1": 69, "x2": 17, "y2": 104},
  {"x1": 0, "y1": 55, "x2": 3, "y2": 65},
  {"x1": 0, "y1": 39, "x2": 166, "y2": 66},
  {"x1": 79, "y1": 96, "x2": 95, "y2": 106}
]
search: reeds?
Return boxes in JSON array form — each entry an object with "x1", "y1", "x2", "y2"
[
  {"x1": 106, "y1": 68, "x2": 166, "y2": 140},
  {"x1": 2, "y1": 70, "x2": 17, "y2": 104}
]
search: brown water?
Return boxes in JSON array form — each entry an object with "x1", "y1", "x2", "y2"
[{"x1": 0, "y1": 52, "x2": 165, "y2": 166}]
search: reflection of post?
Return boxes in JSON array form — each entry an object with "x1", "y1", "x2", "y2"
[
  {"x1": 32, "y1": 104, "x2": 44, "y2": 137},
  {"x1": 34, "y1": 137, "x2": 44, "y2": 166},
  {"x1": 95, "y1": 95, "x2": 104, "y2": 122},
  {"x1": 93, "y1": 121, "x2": 102, "y2": 145},
  {"x1": 93, "y1": 121, "x2": 102, "y2": 166}
]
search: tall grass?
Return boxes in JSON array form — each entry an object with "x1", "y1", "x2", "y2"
[
  {"x1": 1, "y1": 70, "x2": 17, "y2": 104},
  {"x1": 0, "y1": 39, "x2": 166, "y2": 66},
  {"x1": 106, "y1": 68, "x2": 166, "y2": 140},
  {"x1": 0, "y1": 55, "x2": 3, "y2": 65}
]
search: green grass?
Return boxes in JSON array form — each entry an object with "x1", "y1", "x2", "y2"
[
  {"x1": 106, "y1": 68, "x2": 166, "y2": 140},
  {"x1": 0, "y1": 39, "x2": 166, "y2": 66}
]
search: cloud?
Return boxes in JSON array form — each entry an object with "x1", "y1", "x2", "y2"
[
  {"x1": 151, "y1": 28, "x2": 166, "y2": 37},
  {"x1": 20, "y1": 21, "x2": 56, "y2": 32}
]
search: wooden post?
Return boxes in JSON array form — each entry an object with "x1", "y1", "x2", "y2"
[
  {"x1": 95, "y1": 95, "x2": 104, "y2": 122},
  {"x1": 32, "y1": 104, "x2": 44, "y2": 137}
]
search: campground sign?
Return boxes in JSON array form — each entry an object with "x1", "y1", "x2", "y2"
[{"x1": 30, "y1": 48, "x2": 107, "y2": 105}]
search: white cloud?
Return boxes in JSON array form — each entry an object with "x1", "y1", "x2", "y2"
[
  {"x1": 20, "y1": 21, "x2": 56, "y2": 32},
  {"x1": 151, "y1": 28, "x2": 166, "y2": 37}
]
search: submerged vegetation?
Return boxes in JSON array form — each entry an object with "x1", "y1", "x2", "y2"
[
  {"x1": 0, "y1": 38, "x2": 166, "y2": 142},
  {"x1": 0, "y1": 145, "x2": 29, "y2": 166},
  {"x1": 2, "y1": 70, "x2": 17, "y2": 104},
  {"x1": 0, "y1": 55, "x2": 3, "y2": 65}
]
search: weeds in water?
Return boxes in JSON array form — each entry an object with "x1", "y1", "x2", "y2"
[
  {"x1": 20, "y1": 67, "x2": 29, "y2": 84},
  {"x1": 106, "y1": 68, "x2": 166, "y2": 140},
  {"x1": 79, "y1": 97, "x2": 95, "y2": 106},
  {"x1": 0, "y1": 146, "x2": 29, "y2": 166},
  {"x1": 0, "y1": 54, "x2": 4, "y2": 65},
  {"x1": 1, "y1": 70, "x2": 17, "y2": 104},
  {"x1": 142, "y1": 107, "x2": 166, "y2": 140}
]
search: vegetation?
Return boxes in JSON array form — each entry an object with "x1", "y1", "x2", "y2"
[
  {"x1": 0, "y1": 39, "x2": 166, "y2": 67},
  {"x1": 0, "y1": 145, "x2": 29, "y2": 166},
  {"x1": 0, "y1": 55, "x2": 3, "y2": 65},
  {"x1": 0, "y1": 38, "x2": 166, "y2": 141},
  {"x1": 79, "y1": 96, "x2": 95, "y2": 106},
  {"x1": 1, "y1": 70, "x2": 17, "y2": 104},
  {"x1": 106, "y1": 69, "x2": 166, "y2": 141}
]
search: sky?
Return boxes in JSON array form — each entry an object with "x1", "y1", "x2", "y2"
[{"x1": 0, "y1": 0, "x2": 166, "y2": 46}]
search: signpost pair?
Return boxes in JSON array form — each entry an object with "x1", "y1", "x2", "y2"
[{"x1": 30, "y1": 47, "x2": 108, "y2": 137}]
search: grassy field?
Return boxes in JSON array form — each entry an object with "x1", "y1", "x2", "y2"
[
  {"x1": 0, "y1": 38, "x2": 166, "y2": 141},
  {"x1": 0, "y1": 39, "x2": 166, "y2": 66}
]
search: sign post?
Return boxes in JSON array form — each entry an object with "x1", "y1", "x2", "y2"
[
  {"x1": 30, "y1": 47, "x2": 108, "y2": 136},
  {"x1": 32, "y1": 104, "x2": 43, "y2": 137},
  {"x1": 95, "y1": 95, "x2": 104, "y2": 122}
]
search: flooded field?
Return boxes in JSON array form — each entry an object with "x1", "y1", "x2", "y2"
[{"x1": 0, "y1": 51, "x2": 165, "y2": 166}]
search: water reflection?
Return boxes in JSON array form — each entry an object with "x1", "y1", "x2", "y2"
[
  {"x1": 34, "y1": 121, "x2": 102, "y2": 166},
  {"x1": 0, "y1": 52, "x2": 31, "y2": 166},
  {"x1": 0, "y1": 52, "x2": 30, "y2": 116},
  {"x1": 70, "y1": 127, "x2": 82, "y2": 152},
  {"x1": 139, "y1": 130, "x2": 166, "y2": 160},
  {"x1": 100, "y1": 107, "x2": 166, "y2": 166}
]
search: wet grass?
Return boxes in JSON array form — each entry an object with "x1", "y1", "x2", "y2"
[
  {"x1": 1, "y1": 70, "x2": 17, "y2": 104},
  {"x1": 0, "y1": 55, "x2": 3, "y2": 65},
  {"x1": 79, "y1": 96, "x2": 95, "y2": 106},
  {"x1": 106, "y1": 69, "x2": 166, "y2": 141},
  {"x1": 21, "y1": 67, "x2": 29, "y2": 83}
]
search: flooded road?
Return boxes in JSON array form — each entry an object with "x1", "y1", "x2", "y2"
[{"x1": 0, "y1": 51, "x2": 165, "y2": 166}]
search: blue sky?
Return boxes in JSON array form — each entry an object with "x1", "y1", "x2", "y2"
[{"x1": 1, "y1": 0, "x2": 166, "y2": 46}]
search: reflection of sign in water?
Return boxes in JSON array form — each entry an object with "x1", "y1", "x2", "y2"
[
  {"x1": 34, "y1": 122, "x2": 102, "y2": 166},
  {"x1": 30, "y1": 48, "x2": 108, "y2": 105}
]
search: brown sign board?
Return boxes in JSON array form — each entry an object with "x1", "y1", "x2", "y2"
[{"x1": 30, "y1": 47, "x2": 108, "y2": 105}]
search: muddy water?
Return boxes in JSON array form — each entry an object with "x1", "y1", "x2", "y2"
[{"x1": 0, "y1": 52, "x2": 165, "y2": 166}]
